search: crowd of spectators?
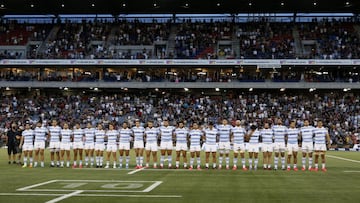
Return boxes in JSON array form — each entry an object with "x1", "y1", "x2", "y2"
[
  {"x1": 237, "y1": 22, "x2": 295, "y2": 59},
  {"x1": 112, "y1": 20, "x2": 170, "y2": 46},
  {"x1": 174, "y1": 21, "x2": 233, "y2": 59},
  {"x1": 0, "y1": 90, "x2": 358, "y2": 148},
  {"x1": 298, "y1": 18, "x2": 360, "y2": 59},
  {"x1": 2, "y1": 18, "x2": 360, "y2": 60}
]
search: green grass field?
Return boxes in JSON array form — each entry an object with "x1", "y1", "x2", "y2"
[{"x1": 0, "y1": 149, "x2": 359, "y2": 203}]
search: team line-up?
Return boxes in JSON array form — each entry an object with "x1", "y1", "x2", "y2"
[{"x1": 19, "y1": 118, "x2": 331, "y2": 172}]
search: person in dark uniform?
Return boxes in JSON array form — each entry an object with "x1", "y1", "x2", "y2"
[{"x1": 6, "y1": 123, "x2": 21, "y2": 164}]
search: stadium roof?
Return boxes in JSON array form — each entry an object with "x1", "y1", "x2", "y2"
[{"x1": 0, "y1": 0, "x2": 359, "y2": 15}]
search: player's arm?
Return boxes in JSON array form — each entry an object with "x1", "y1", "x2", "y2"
[
  {"x1": 19, "y1": 132, "x2": 24, "y2": 148},
  {"x1": 326, "y1": 131, "x2": 331, "y2": 149}
]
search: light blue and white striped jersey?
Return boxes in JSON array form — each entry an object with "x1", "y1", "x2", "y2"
[
  {"x1": 84, "y1": 128, "x2": 95, "y2": 143},
  {"x1": 34, "y1": 126, "x2": 48, "y2": 142},
  {"x1": 204, "y1": 128, "x2": 218, "y2": 145},
  {"x1": 132, "y1": 126, "x2": 145, "y2": 142},
  {"x1": 272, "y1": 125, "x2": 287, "y2": 143},
  {"x1": 174, "y1": 127, "x2": 189, "y2": 144},
  {"x1": 189, "y1": 129, "x2": 202, "y2": 146},
  {"x1": 73, "y1": 128, "x2": 84, "y2": 143},
  {"x1": 159, "y1": 126, "x2": 175, "y2": 142},
  {"x1": 119, "y1": 128, "x2": 132, "y2": 143},
  {"x1": 60, "y1": 129, "x2": 72, "y2": 143},
  {"x1": 231, "y1": 126, "x2": 246, "y2": 144},
  {"x1": 22, "y1": 129, "x2": 34, "y2": 145},
  {"x1": 106, "y1": 130, "x2": 119, "y2": 145},
  {"x1": 217, "y1": 124, "x2": 231, "y2": 142},
  {"x1": 248, "y1": 130, "x2": 260, "y2": 144},
  {"x1": 145, "y1": 127, "x2": 159, "y2": 144},
  {"x1": 48, "y1": 126, "x2": 61, "y2": 143},
  {"x1": 314, "y1": 127, "x2": 328, "y2": 144},
  {"x1": 287, "y1": 128, "x2": 300, "y2": 144},
  {"x1": 260, "y1": 128, "x2": 273, "y2": 144},
  {"x1": 94, "y1": 129, "x2": 105, "y2": 144},
  {"x1": 300, "y1": 126, "x2": 315, "y2": 143}
]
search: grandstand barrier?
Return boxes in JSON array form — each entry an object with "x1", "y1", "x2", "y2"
[{"x1": 1, "y1": 59, "x2": 360, "y2": 66}]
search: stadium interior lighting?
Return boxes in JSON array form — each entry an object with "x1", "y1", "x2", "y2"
[
  {"x1": 313, "y1": 2, "x2": 317, "y2": 6},
  {"x1": 30, "y1": 4, "x2": 34, "y2": 8},
  {"x1": 280, "y1": 88, "x2": 285, "y2": 92},
  {"x1": 124, "y1": 88, "x2": 128, "y2": 91},
  {"x1": 249, "y1": 2, "x2": 252, "y2": 6},
  {"x1": 184, "y1": 88, "x2": 189, "y2": 92},
  {"x1": 94, "y1": 87, "x2": 99, "y2": 91},
  {"x1": 91, "y1": 3, "x2": 95, "y2": 7},
  {"x1": 215, "y1": 88, "x2": 220, "y2": 92},
  {"x1": 0, "y1": 4, "x2": 4, "y2": 8},
  {"x1": 249, "y1": 88, "x2": 253, "y2": 92},
  {"x1": 63, "y1": 87, "x2": 69, "y2": 91},
  {"x1": 217, "y1": 3, "x2": 220, "y2": 7},
  {"x1": 281, "y1": 2, "x2": 284, "y2": 6},
  {"x1": 309, "y1": 88, "x2": 316, "y2": 92},
  {"x1": 155, "y1": 88, "x2": 159, "y2": 91},
  {"x1": 343, "y1": 88, "x2": 351, "y2": 92},
  {"x1": 5, "y1": 87, "x2": 10, "y2": 91},
  {"x1": 122, "y1": 3, "x2": 126, "y2": 7}
]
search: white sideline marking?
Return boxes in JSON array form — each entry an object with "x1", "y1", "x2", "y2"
[
  {"x1": 0, "y1": 193, "x2": 182, "y2": 198},
  {"x1": 17, "y1": 180, "x2": 163, "y2": 193},
  {"x1": 343, "y1": 171, "x2": 360, "y2": 173},
  {"x1": 74, "y1": 168, "x2": 132, "y2": 171},
  {"x1": 0, "y1": 193, "x2": 61, "y2": 196},
  {"x1": 143, "y1": 181, "x2": 163, "y2": 192},
  {"x1": 128, "y1": 167, "x2": 144, "y2": 175},
  {"x1": 45, "y1": 190, "x2": 83, "y2": 203},
  {"x1": 17, "y1": 180, "x2": 58, "y2": 191},
  {"x1": 327, "y1": 155, "x2": 360, "y2": 164}
]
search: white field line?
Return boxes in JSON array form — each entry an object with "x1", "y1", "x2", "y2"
[
  {"x1": 48, "y1": 180, "x2": 158, "y2": 183},
  {"x1": 73, "y1": 168, "x2": 133, "y2": 171},
  {"x1": 0, "y1": 193, "x2": 61, "y2": 196},
  {"x1": 128, "y1": 167, "x2": 145, "y2": 175},
  {"x1": 142, "y1": 181, "x2": 163, "y2": 192},
  {"x1": 17, "y1": 180, "x2": 58, "y2": 191},
  {"x1": 0, "y1": 193, "x2": 182, "y2": 198},
  {"x1": 45, "y1": 190, "x2": 83, "y2": 203},
  {"x1": 327, "y1": 155, "x2": 360, "y2": 164},
  {"x1": 343, "y1": 171, "x2": 360, "y2": 173}
]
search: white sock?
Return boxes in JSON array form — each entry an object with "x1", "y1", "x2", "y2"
[
  {"x1": 322, "y1": 163, "x2": 325, "y2": 169},
  {"x1": 24, "y1": 157, "x2": 27, "y2": 164},
  {"x1": 281, "y1": 157, "x2": 285, "y2": 168},
  {"x1": 140, "y1": 157, "x2": 144, "y2": 166},
  {"x1": 168, "y1": 156, "x2": 172, "y2": 166},
  {"x1": 176, "y1": 161, "x2": 179, "y2": 167},
  {"x1": 309, "y1": 158, "x2": 313, "y2": 168},
  {"x1": 85, "y1": 157, "x2": 89, "y2": 164},
  {"x1": 233, "y1": 157, "x2": 238, "y2": 166},
  {"x1": 242, "y1": 158, "x2": 246, "y2": 168},
  {"x1": 249, "y1": 159, "x2": 253, "y2": 168},
  {"x1": 190, "y1": 158, "x2": 194, "y2": 167},
  {"x1": 254, "y1": 159, "x2": 258, "y2": 168},
  {"x1": 90, "y1": 157, "x2": 94, "y2": 165},
  {"x1": 160, "y1": 156, "x2": 164, "y2": 165},
  {"x1": 219, "y1": 156, "x2": 223, "y2": 165},
  {"x1": 126, "y1": 156, "x2": 130, "y2": 165},
  {"x1": 315, "y1": 163, "x2": 318, "y2": 168},
  {"x1": 119, "y1": 157, "x2": 123, "y2": 164},
  {"x1": 225, "y1": 157, "x2": 229, "y2": 167},
  {"x1": 197, "y1": 157, "x2": 201, "y2": 165},
  {"x1": 302, "y1": 157, "x2": 306, "y2": 167},
  {"x1": 274, "y1": 157, "x2": 279, "y2": 168},
  {"x1": 136, "y1": 157, "x2": 139, "y2": 166}
]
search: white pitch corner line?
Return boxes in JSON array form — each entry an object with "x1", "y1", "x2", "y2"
[
  {"x1": 45, "y1": 190, "x2": 83, "y2": 203},
  {"x1": 327, "y1": 155, "x2": 360, "y2": 164},
  {"x1": 128, "y1": 167, "x2": 145, "y2": 175},
  {"x1": 16, "y1": 180, "x2": 58, "y2": 191},
  {"x1": 142, "y1": 181, "x2": 163, "y2": 193}
]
